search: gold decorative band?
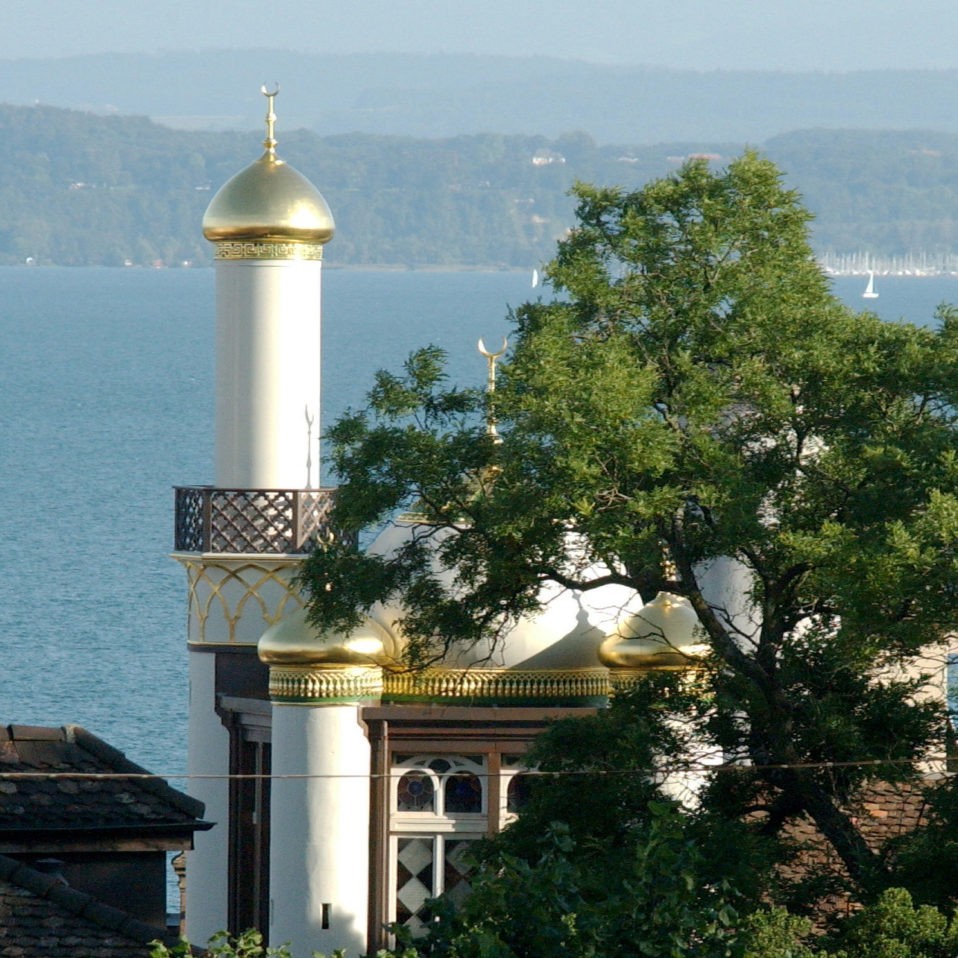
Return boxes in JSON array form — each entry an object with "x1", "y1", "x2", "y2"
[
  {"x1": 269, "y1": 665, "x2": 628, "y2": 704},
  {"x1": 214, "y1": 240, "x2": 325, "y2": 261},
  {"x1": 607, "y1": 664, "x2": 707, "y2": 694},
  {"x1": 606, "y1": 670, "x2": 649, "y2": 693},
  {"x1": 384, "y1": 667, "x2": 609, "y2": 703},
  {"x1": 270, "y1": 665, "x2": 383, "y2": 703}
]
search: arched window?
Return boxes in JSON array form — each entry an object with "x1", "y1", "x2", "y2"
[
  {"x1": 391, "y1": 755, "x2": 487, "y2": 819},
  {"x1": 389, "y1": 754, "x2": 489, "y2": 935}
]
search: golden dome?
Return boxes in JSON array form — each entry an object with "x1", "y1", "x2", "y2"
[
  {"x1": 202, "y1": 86, "x2": 334, "y2": 245},
  {"x1": 258, "y1": 606, "x2": 398, "y2": 668},
  {"x1": 598, "y1": 592, "x2": 708, "y2": 670}
]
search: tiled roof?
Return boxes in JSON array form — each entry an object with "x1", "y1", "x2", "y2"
[
  {"x1": 0, "y1": 725, "x2": 207, "y2": 838},
  {"x1": 781, "y1": 778, "x2": 930, "y2": 868},
  {"x1": 776, "y1": 778, "x2": 933, "y2": 918},
  {"x1": 0, "y1": 853, "x2": 181, "y2": 957}
]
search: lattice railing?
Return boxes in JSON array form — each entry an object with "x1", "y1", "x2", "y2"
[{"x1": 174, "y1": 486, "x2": 352, "y2": 554}]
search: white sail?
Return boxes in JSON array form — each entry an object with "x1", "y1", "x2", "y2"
[{"x1": 862, "y1": 271, "x2": 879, "y2": 299}]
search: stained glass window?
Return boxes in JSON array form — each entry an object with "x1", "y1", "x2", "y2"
[
  {"x1": 390, "y1": 752, "x2": 529, "y2": 935},
  {"x1": 443, "y1": 839, "x2": 474, "y2": 906},
  {"x1": 397, "y1": 771, "x2": 436, "y2": 812},
  {"x1": 395, "y1": 837, "x2": 435, "y2": 933},
  {"x1": 506, "y1": 772, "x2": 534, "y2": 813},
  {"x1": 445, "y1": 772, "x2": 482, "y2": 813},
  {"x1": 392, "y1": 755, "x2": 486, "y2": 816}
]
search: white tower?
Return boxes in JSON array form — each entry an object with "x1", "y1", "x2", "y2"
[
  {"x1": 257, "y1": 611, "x2": 393, "y2": 957},
  {"x1": 174, "y1": 87, "x2": 336, "y2": 944}
]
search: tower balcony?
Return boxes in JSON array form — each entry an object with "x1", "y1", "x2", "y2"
[{"x1": 174, "y1": 486, "x2": 353, "y2": 555}]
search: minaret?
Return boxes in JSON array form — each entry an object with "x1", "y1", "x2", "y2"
[
  {"x1": 204, "y1": 85, "x2": 334, "y2": 489},
  {"x1": 173, "y1": 87, "x2": 336, "y2": 944}
]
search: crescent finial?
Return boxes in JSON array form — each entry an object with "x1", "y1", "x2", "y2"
[
  {"x1": 261, "y1": 83, "x2": 280, "y2": 155},
  {"x1": 478, "y1": 337, "x2": 509, "y2": 441},
  {"x1": 477, "y1": 336, "x2": 508, "y2": 360}
]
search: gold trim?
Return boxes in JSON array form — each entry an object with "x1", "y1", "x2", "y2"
[
  {"x1": 607, "y1": 670, "x2": 650, "y2": 693},
  {"x1": 214, "y1": 240, "x2": 325, "y2": 261},
  {"x1": 384, "y1": 667, "x2": 609, "y2": 702},
  {"x1": 608, "y1": 665, "x2": 707, "y2": 693},
  {"x1": 174, "y1": 555, "x2": 303, "y2": 644},
  {"x1": 270, "y1": 665, "x2": 384, "y2": 703}
]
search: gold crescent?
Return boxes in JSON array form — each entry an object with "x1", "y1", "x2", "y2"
[
  {"x1": 261, "y1": 83, "x2": 280, "y2": 97},
  {"x1": 477, "y1": 336, "x2": 508, "y2": 359}
]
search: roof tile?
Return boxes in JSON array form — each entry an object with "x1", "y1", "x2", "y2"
[{"x1": 0, "y1": 725, "x2": 207, "y2": 836}]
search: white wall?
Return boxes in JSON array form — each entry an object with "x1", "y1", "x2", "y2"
[
  {"x1": 184, "y1": 649, "x2": 231, "y2": 943},
  {"x1": 269, "y1": 701, "x2": 371, "y2": 958}
]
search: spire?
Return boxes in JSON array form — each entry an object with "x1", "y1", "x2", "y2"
[
  {"x1": 477, "y1": 337, "x2": 508, "y2": 441},
  {"x1": 261, "y1": 83, "x2": 279, "y2": 157}
]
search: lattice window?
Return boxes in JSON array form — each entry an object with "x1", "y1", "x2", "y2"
[
  {"x1": 389, "y1": 752, "x2": 533, "y2": 934},
  {"x1": 174, "y1": 487, "x2": 206, "y2": 551},
  {"x1": 210, "y1": 490, "x2": 296, "y2": 553}
]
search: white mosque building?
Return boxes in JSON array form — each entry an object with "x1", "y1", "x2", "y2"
[{"x1": 172, "y1": 89, "x2": 713, "y2": 958}]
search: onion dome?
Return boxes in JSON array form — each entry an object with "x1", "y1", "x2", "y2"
[
  {"x1": 202, "y1": 87, "x2": 334, "y2": 246},
  {"x1": 599, "y1": 592, "x2": 708, "y2": 671},
  {"x1": 366, "y1": 518, "x2": 639, "y2": 673},
  {"x1": 258, "y1": 606, "x2": 399, "y2": 668}
]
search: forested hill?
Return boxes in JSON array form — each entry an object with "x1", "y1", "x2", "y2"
[{"x1": 3, "y1": 102, "x2": 958, "y2": 269}]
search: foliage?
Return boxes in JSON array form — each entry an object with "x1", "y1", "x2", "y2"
[
  {"x1": 9, "y1": 103, "x2": 958, "y2": 266},
  {"x1": 148, "y1": 928, "x2": 346, "y2": 958},
  {"x1": 883, "y1": 775, "x2": 958, "y2": 909},
  {"x1": 377, "y1": 809, "x2": 744, "y2": 958},
  {"x1": 827, "y1": 887, "x2": 958, "y2": 958},
  {"x1": 486, "y1": 677, "x2": 776, "y2": 907},
  {"x1": 740, "y1": 908, "x2": 821, "y2": 958},
  {"x1": 144, "y1": 894, "x2": 958, "y2": 958},
  {"x1": 301, "y1": 152, "x2": 958, "y2": 913}
]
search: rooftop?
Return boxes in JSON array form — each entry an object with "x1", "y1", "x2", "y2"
[
  {"x1": 0, "y1": 725, "x2": 208, "y2": 847},
  {"x1": 0, "y1": 853, "x2": 180, "y2": 957}
]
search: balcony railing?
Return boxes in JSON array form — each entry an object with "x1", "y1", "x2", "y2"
[{"x1": 174, "y1": 486, "x2": 352, "y2": 554}]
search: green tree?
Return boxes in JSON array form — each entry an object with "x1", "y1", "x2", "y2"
[
  {"x1": 300, "y1": 153, "x2": 958, "y2": 904},
  {"x1": 828, "y1": 887, "x2": 958, "y2": 958},
  {"x1": 148, "y1": 929, "x2": 348, "y2": 958},
  {"x1": 380, "y1": 810, "x2": 744, "y2": 958}
]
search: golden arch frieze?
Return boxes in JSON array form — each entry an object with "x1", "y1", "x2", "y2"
[{"x1": 175, "y1": 555, "x2": 305, "y2": 645}]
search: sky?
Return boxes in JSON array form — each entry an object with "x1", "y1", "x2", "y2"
[{"x1": 3, "y1": 0, "x2": 958, "y2": 72}]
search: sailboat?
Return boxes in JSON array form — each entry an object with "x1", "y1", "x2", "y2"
[
  {"x1": 531, "y1": 268, "x2": 540, "y2": 288},
  {"x1": 862, "y1": 270, "x2": 879, "y2": 299}
]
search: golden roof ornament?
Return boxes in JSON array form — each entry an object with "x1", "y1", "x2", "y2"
[
  {"x1": 262, "y1": 83, "x2": 279, "y2": 157},
  {"x1": 478, "y1": 337, "x2": 508, "y2": 441},
  {"x1": 202, "y1": 85, "x2": 335, "y2": 255},
  {"x1": 598, "y1": 548, "x2": 707, "y2": 672}
]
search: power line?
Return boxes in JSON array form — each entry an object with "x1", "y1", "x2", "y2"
[{"x1": 0, "y1": 754, "x2": 951, "y2": 782}]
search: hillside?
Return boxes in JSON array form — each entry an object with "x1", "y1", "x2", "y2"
[
  {"x1": 2, "y1": 103, "x2": 958, "y2": 268},
  {"x1": 6, "y1": 50, "x2": 958, "y2": 144}
]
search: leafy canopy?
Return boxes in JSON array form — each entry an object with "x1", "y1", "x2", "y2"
[{"x1": 300, "y1": 152, "x2": 958, "y2": 896}]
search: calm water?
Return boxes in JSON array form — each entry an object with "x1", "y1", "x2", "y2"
[
  {"x1": 0, "y1": 267, "x2": 953, "y2": 779},
  {"x1": 0, "y1": 266, "x2": 520, "y2": 778}
]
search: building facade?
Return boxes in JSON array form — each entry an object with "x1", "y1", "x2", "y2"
[{"x1": 174, "y1": 90, "x2": 716, "y2": 957}]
